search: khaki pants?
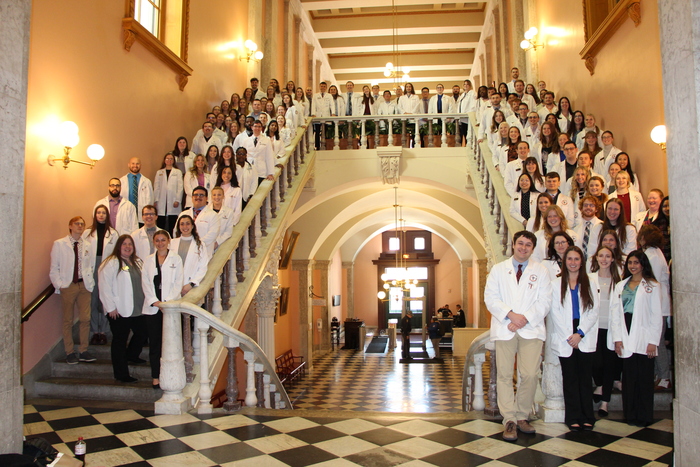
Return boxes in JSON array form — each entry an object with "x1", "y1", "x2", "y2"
[
  {"x1": 495, "y1": 334, "x2": 543, "y2": 425},
  {"x1": 61, "y1": 281, "x2": 91, "y2": 355}
]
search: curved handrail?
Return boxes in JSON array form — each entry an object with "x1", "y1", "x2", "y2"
[
  {"x1": 479, "y1": 141, "x2": 523, "y2": 242},
  {"x1": 22, "y1": 284, "x2": 55, "y2": 322},
  {"x1": 461, "y1": 330, "x2": 490, "y2": 411}
]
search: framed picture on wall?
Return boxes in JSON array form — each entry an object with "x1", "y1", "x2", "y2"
[
  {"x1": 332, "y1": 294, "x2": 341, "y2": 307},
  {"x1": 278, "y1": 287, "x2": 290, "y2": 316},
  {"x1": 279, "y1": 231, "x2": 300, "y2": 269}
]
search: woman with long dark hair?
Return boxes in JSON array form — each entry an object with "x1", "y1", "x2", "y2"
[
  {"x1": 543, "y1": 231, "x2": 575, "y2": 280},
  {"x1": 551, "y1": 246, "x2": 599, "y2": 431},
  {"x1": 172, "y1": 215, "x2": 209, "y2": 296},
  {"x1": 172, "y1": 136, "x2": 193, "y2": 174},
  {"x1": 555, "y1": 96, "x2": 572, "y2": 133},
  {"x1": 153, "y1": 152, "x2": 183, "y2": 235},
  {"x1": 601, "y1": 198, "x2": 638, "y2": 255},
  {"x1": 98, "y1": 234, "x2": 145, "y2": 383},
  {"x1": 609, "y1": 250, "x2": 662, "y2": 427},
  {"x1": 509, "y1": 173, "x2": 539, "y2": 227},
  {"x1": 526, "y1": 192, "x2": 553, "y2": 232},
  {"x1": 568, "y1": 111, "x2": 585, "y2": 147}
]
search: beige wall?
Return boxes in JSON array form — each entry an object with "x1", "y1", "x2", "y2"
[
  {"x1": 533, "y1": 0, "x2": 667, "y2": 194},
  {"x1": 433, "y1": 236, "x2": 462, "y2": 315},
  {"x1": 22, "y1": 0, "x2": 250, "y2": 372},
  {"x1": 329, "y1": 250, "x2": 343, "y2": 321}
]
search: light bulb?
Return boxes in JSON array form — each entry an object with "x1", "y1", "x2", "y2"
[
  {"x1": 254, "y1": 50, "x2": 264, "y2": 60},
  {"x1": 384, "y1": 69, "x2": 392, "y2": 77},
  {"x1": 377, "y1": 291, "x2": 386, "y2": 300},
  {"x1": 402, "y1": 67, "x2": 410, "y2": 74},
  {"x1": 60, "y1": 121, "x2": 79, "y2": 136},
  {"x1": 87, "y1": 144, "x2": 105, "y2": 161},
  {"x1": 524, "y1": 27, "x2": 538, "y2": 40},
  {"x1": 381, "y1": 273, "x2": 388, "y2": 281},
  {"x1": 650, "y1": 125, "x2": 667, "y2": 145},
  {"x1": 385, "y1": 62, "x2": 393, "y2": 70},
  {"x1": 383, "y1": 283, "x2": 390, "y2": 289},
  {"x1": 60, "y1": 132, "x2": 79, "y2": 148},
  {"x1": 392, "y1": 280, "x2": 397, "y2": 286},
  {"x1": 244, "y1": 40, "x2": 257, "y2": 51},
  {"x1": 520, "y1": 40, "x2": 531, "y2": 50}
]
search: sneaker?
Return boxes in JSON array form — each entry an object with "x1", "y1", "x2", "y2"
[
  {"x1": 66, "y1": 353, "x2": 79, "y2": 365},
  {"x1": 78, "y1": 351, "x2": 97, "y2": 362}
]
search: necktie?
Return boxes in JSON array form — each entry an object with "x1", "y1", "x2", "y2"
[
  {"x1": 424, "y1": 100, "x2": 429, "y2": 113},
  {"x1": 194, "y1": 208, "x2": 201, "y2": 220},
  {"x1": 582, "y1": 221, "x2": 591, "y2": 260},
  {"x1": 438, "y1": 95, "x2": 442, "y2": 113},
  {"x1": 516, "y1": 264, "x2": 523, "y2": 283},
  {"x1": 347, "y1": 93, "x2": 352, "y2": 115},
  {"x1": 73, "y1": 241, "x2": 80, "y2": 283},
  {"x1": 254, "y1": 137, "x2": 258, "y2": 147},
  {"x1": 130, "y1": 175, "x2": 138, "y2": 208},
  {"x1": 522, "y1": 191, "x2": 530, "y2": 219},
  {"x1": 308, "y1": 99, "x2": 312, "y2": 116}
]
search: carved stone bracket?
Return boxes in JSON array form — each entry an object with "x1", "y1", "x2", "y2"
[
  {"x1": 584, "y1": 55, "x2": 596, "y2": 76},
  {"x1": 628, "y1": 2, "x2": 641, "y2": 26},
  {"x1": 377, "y1": 147, "x2": 402, "y2": 184}
]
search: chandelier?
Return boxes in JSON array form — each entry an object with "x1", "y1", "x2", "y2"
[
  {"x1": 377, "y1": 188, "x2": 419, "y2": 300},
  {"x1": 382, "y1": 0, "x2": 410, "y2": 85}
]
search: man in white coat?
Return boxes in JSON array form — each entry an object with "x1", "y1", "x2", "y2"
[
  {"x1": 311, "y1": 82, "x2": 333, "y2": 149},
  {"x1": 179, "y1": 186, "x2": 220, "y2": 256},
  {"x1": 131, "y1": 205, "x2": 158, "y2": 261},
  {"x1": 503, "y1": 141, "x2": 532, "y2": 198},
  {"x1": 574, "y1": 196, "x2": 604, "y2": 262},
  {"x1": 484, "y1": 230, "x2": 552, "y2": 441},
  {"x1": 191, "y1": 122, "x2": 223, "y2": 156},
  {"x1": 544, "y1": 172, "x2": 579, "y2": 228},
  {"x1": 94, "y1": 178, "x2": 138, "y2": 235},
  {"x1": 243, "y1": 121, "x2": 275, "y2": 183},
  {"x1": 49, "y1": 216, "x2": 97, "y2": 364},
  {"x1": 120, "y1": 158, "x2": 154, "y2": 227},
  {"x1": 235, "y1": 147, "x2": 258, "y2": 208}
]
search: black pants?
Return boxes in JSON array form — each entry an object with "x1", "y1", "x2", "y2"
[
  {"x1": 157, "y1": 215, "x2": 178, "y2": 237},
  {"x1": 144, "y1": 312, "x2": 163, "y2": 379},
  {"x1": 459, "y1": 122, "x2": 469, "y2": 145},
  {"x1": 313, "y1": 122, "x2": 322, "y2": 149},
  {"x1": 559, "y1": 349, "x2": 596, "y2": 426},
  {"x1": 402, "y1": 334, "x2": 411, "y2": 359},
  {"x1": 622, "y1": 353, "x2": 656, "y2": 426},
  {"x1": 108, "y1": 315, "x2": 147, "y2": 380},
  {"x1": 592, "y1": 328, "x2": 622, "y2": 402}
]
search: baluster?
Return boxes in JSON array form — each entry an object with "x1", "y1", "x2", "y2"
[
  {"x1": 502, "y1": 221, "x2": 510, "y2": 256},
  {"x1": 157, "y1": 308, "x2": 187, "y2": 413},
  {"x1": 236, "y1": 239, "x2": 245, "y2": 282},
  {"x1": 249, "y1": 214, "x2": 258, "y2": 258},
  {"x1": 263, "y1": 374, "x2": 271, "y2": 409},
  {"x1": 472, "y1": 353, "x2": 486, "y2": 411},
  {"x1": 401, "y1": 119, "x2": 407, "y2": 148},
  {"x1": 270, "y1": 181, "x2": 278, "y2": 219},
  {"x1": 286, "y1": 157, "x2": 293, "y2": 188},
  {"x1": 294, "y1": 144, "x2": 300, "y2": 175},
  {"x1": 441, "y1": 119, "x2": 447, "y2": 147},
  {"x1": 279, "y1": 165, "x2": 286, "y2": 201},
  {"x1": 428, "y1": 120, "x2": 434, "y2": 147},
  {"x1": 495, "y1": 203, "x2": 502, "y2": 234},
  {"x1": 304, "y1": 125, "x2": 310, "y2": 155},
  {"x1": 193, "y1": 317, "x2": 201, "y2": 363},
  {"x1": 334, "y1": 121, "x2": 340, "y2": 150},
  {"x1": 260, "y1": 198, "x2": 268, "y2": 237},
  {"x1": 388, "y1": 118, "x2": 394, "y2": 146},
  {"x1": 321, "y1": 122, "x2": 326, "y2": 150},
  {"x1": 360, "y1": 120, "x2": 367, "y2": 149},
  {"x1": 269, "y1": 383, "x2": 277, "y2": 409},
  {"x1": 276, "y1": 391, "x2": 285, "y2": 409},
  {"x1": 255, "y1": 363, "x2": 265, "y2": 408},
  {"x1": 197, "y1": 318, "x2": 213, "y2": 414},
  {"x1": 485, "y1": 347, "x2": 500, "y2": 416},
  {"x1": 254, "y1": 211, "x2": 262, "y2": 250},
  {"x1": 212, "y1": 274, "x2": 223, "y2": 318},
  {"x1": 374, "y1": 118, "x2": 380, "y2": 149},
  {"x1": 455, "y1": 117, "x2": 461, "y2": 146},
  {"x1": 244, "y1": 351, "x2": 257, "y2": 407},
  {"x1": 223, "y1": 337, "x2": 241, "y2": 411},
  {"x1": 225, "y1": 258, "x2": 235, "y2": 304},
  {"x1": 347, "y1": 120, "x2": 353, "y2": 149},
  {"x1": 182, "y1": 315, "x2": 195, "y2": 382},
  {"x1": 414, "y1": 118, "x2": 421, "y2": 148}
]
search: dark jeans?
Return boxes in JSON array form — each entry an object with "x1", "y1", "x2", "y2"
[
  {"x1": 592, "y1": 328, "x2": 622, "y2": 402},
  {"x1": 559, "y1": 349, "x2": 595, "y2": 426},
  {"x1": 144, "y1": 312, "x2": 163, "y2": 379},
  {"x1": 108, "y1": 315, "x2": 147, "y2": 380}
]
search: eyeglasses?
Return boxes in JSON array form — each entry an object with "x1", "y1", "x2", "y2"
[
  {"x1": 192, "y1": 194, "x2": 207, "y2": 198},
  {"x1": 554, "y1": 241, "x2": 569, "y2": 246},
  {"x1": 109, "y1": 184, "x2": 121, "y2": 188}
]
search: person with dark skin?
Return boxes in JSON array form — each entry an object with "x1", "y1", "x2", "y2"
[{"x1": 401, "y1": 311, "x2": 413, "y2": 360}]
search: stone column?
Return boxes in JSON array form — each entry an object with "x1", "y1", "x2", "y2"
[
  {"x1": 294, "y1": 16, "x2": 302, "y2": 83},
  {"x1": 342, "y1": 261, "x2": 354, "y2": 319},
  {"x1": 314, "y1": 260, "x2": 331, "y2": 352},
  {"x1": 292, "y1": 260, "x2": 314, "y2": 369},
  {"x1": 0, "y1": 0, "x2": 29, "y2": 454},
  {"x1": 307, "y1": 45, "x2": 315, "y2": 88},
  {"x1": 460, "y1": 260, "x2": 470, "y2": 325},
  {"x1": 254, "y1": 275, "x2": 280, "y2": 365},
  {"x1": 477, "y1": 259, "x2": 489, "y2": 327},
  {"x1": 538, "y1": 314, "x2": 565, "y2": 422},
  {"x1": 247, "y1": 0, "x2": 263, "y2": 77},
  {"x1": 658, "y1": 1, "x2": 700, "y2": 463}
]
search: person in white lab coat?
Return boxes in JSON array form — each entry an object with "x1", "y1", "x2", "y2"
[
  {"x1": 609, "y1": 250, "x2": 663, "y2": 427},
  {"x1": 131, "y1": 205, "x2": 159, "y2": 261},
  {"x1": 141, "y1": 230, "x2": 184, "y2": 389},
  {"x1": 94, "y1": 178, "x2": 138, "y2": 235},
  {"x1": 98, "y1": 234, "x2": 146, "y2": 383},
  {"x1": 83, "y1": 205, "x2": 118, "y2": 346},
  {"x1": 153, "y1": 152, "x2": 183, "y2": 235},
  {"x1": 171, "y1": 215, "x2": 209, "y2": 296},
  {"x1": 178, "y1": 186, "x2": 220, "y2": 256},
  {"x1": 600, "y1": 198, "x2": 638, "y2": 255},
  {"x1": 235, "y1": 147, "x2": 258, "y2": 209},
  {"x1": 183, "y1": 155, "x2": 211, "y2": 209},
  {"x1": 574, "y1": 196, "x2": 604, "y2": 262},
  {"x1": 484, "y1": 230, "x2": 552, "y2": 442},
  {"x1": 120, "y1": 158, "x2": 154, "y2": 227},
  {"x1": 533, "y1": 205, "x2": 579, "y2": 262},
  {"x1": 213, "y1": 166, "x2": 242, "y2": 229},
  {"x1": 542, "y1": 231, "x2": 575, "y2": 280},
  {"x1": 210, "y1": 187, "x2": 236, "y2": 247},
  {"x1": 550, "y1": 246, "x2": 599, "y2": 430},
  {"x1": 509, "y1": 173, "x2": 539, "y2": 227}
]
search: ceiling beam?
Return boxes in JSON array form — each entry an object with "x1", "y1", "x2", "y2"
[
  {"x1": 331, "y1": 64, "x2": 473, "y2": 74},
  {"x1": 324, "y1": 42, "x2": 479, "y2": 55},
  {"x1": 301, "y1": 0, "x2": 482, "y2": 11},
  {"x1": 314, "y1": 25, "x2": 482, "y2": 39}
]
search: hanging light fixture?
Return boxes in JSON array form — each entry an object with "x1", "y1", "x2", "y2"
[{"x1": 381, "y1": 0, "x2": 410, "y2": 86}]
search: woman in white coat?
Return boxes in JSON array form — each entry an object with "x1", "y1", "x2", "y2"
[
  {"x1": 509, "y1": 174, "x2": 539, "y2": 227},
  {"x1": 84, "y1": 205, "x2": 119, "y2": 346},
  {"x1": 183, "y1": 155, "x2": 211, "y2": 208},
  {"x1": 609, "y1": 250, "x2": 663, "y2": 427},
  {"x1": 550, "y1": 246, "x2": 599, "y2": 431},
  {"x1": 542, "y1": 231, "x2": 575, "y2": 280},
  {"x1": 590, "y1": 246, "x2": 623, "y2": 417},
  {"x1": 533, "y1": 205, "x2": 578, "y2": 262},
  {"x1": 609, "y1": 171, "x2": 645, "y2": 223},
  {"x1": 141, "y1": 230, "x2": 184, "y2": 389},
  {"x1": 171, "y1": 215, "x2": 209, "y2": 297},
  {"x1": 98, "y1": 234, "x2": 146, "y2": 383},
  {"x1": 213, "y1": 166, "x2": 243, "y2": 228},
  {"x1": 600, "y1": 198, "x2": 637, "y2": 255},
  {"x1": 153, "y1": 152, "x2": 184, "y2": 235}
]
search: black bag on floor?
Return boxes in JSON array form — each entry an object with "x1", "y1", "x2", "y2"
[{"x1": 23, "y1": 437, "x2": 59, "y2": 466}]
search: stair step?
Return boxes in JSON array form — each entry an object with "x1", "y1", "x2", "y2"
[
  {"x1": 75, "y1": 345, "x2": 150, "y2": 361},
  {"x1": 52, "y1": 360, "x2": 154, "y2": 380},
  {"x1": 604, "y1": 391, "x2": 673, "y2": 411},
  {"x1": 35, "y1": 377, "x2": 161, "y2": 403}
]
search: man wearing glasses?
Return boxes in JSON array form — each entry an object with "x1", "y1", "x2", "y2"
[
  {"x1": 524, "y1": 112, "x2": 541, "y2": 146},
  {"x1": 131, "y1": 205, "x2": 159, "y2": 260},
  {"x1": 94, "y1": 178, "x2": 138, "y2": 235},
  {"x1": 178, "y1": 186, "x2": 220, "y2": 256}
]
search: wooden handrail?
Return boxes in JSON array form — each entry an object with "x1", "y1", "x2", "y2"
[{"x1": 22, "y1": 284, "x2": 55, "y2": 322}]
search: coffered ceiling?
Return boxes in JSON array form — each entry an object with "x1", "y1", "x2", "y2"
[{"x1": 301, "y1": 0, "x2": 487, "y2": 92}]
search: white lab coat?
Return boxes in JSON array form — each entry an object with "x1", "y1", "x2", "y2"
[
  {"x1": 233, "y1": 132, "x2": 252, "y2": 153},
  {"x1": 608, "y1": 189, "x2": 646, "y2": 224},
  {"x1": 533, "y1": 229, "x2": 579, "y2": 263},
  {"x1": 576, "y1": 127, "x2": 604, "y2": 150},
  {"x1": 285, "y1": 105, "x2": 302, "y2": 129},
  {"x1": 218, "y1": 185, "x2": 242, "y2": 227},
  {"x1": 352, "y1": 97, "x2": 376, "y2": 117},
  {"x1": 427, "y1": 94, "x2": 455, "y2": 116},
  {"x1": 537, "y1": 104, "x2": 558, "y2": 122},
  {"x1": 484, "y1": 258, "x2": 552, "y2": 342},
  {"x1": 557, "y1": 114, "x2": 572, "y2": 134},
  {"x1": 183, "y1": 170, "x2": 211, "y2": 208},
  {"x1": 94, "y1": 196, "x2": 138, "y2": 235},
  {"x1": 550, "y1": 275, "x2": 599, "y2": 357},
  {"x1": 594, "y1": 146, "x2": 622, "y2": 179},
  {"x1": 293, "y1": 99, "x2": 309, "y2": 118},
  {"x1": 98, "y1": 257, "x2": 140, "y2": 317},
  {"x1": 178, "y1": 206, "x2": 220, "y2": 255},
  {"x1": 83, "y1": 227, "x2": 118, "y2": 266},
  {"x1": 503, "y1": 158, "x2": 527, "y2": 198},
  {"x1": 397, "y1": 94, "x2": 420, "y2": 114},
  {"x1": 214, "y1": 205, "x2": 236, "y2": 246},
  {"x1": 191, "y1": 133, "x2": 223, "y2": 156},
  {"x1": 542, "y1": 259, "x2": 562, "y2": 281},
  {"x1": 49, "y1": 235, "x2": 95, "y2": 293},
  {"x1": 573, "y1": 217, "x2": 604, "y2": 259},
  {"x1": 644, "y1": 246, "x2": 671, "y2": 317},
  {"x1": 312, "y1": 93, "x2": 333, "y2": 117},
  {"x1": 141, "y1": 251, "x2": 184, "y2": 315},
  {"x1": 609, "y1": 277, "x2": 663, "y2": 357},
  {"x1": 169, "y1": 237, "x2": 209, "y2": 287},
  {"x1": 509, "y1": 192, "x2": 538, "y2": 225},
  {"x1": 130, "y1": 226, "x2": 154, "y2": 262},
  {"x1": 243, "y1": 134, "x2": 275, "y2": 178},
  {"x1": 153, "y1": 168, "x2": 184, "y2": 216},
  {"x1": 119, "y1": 174, "x2": 154, "y2": 221},
  {"x1": 236, "y1": 161, "x2": 258, "y2": 201}
]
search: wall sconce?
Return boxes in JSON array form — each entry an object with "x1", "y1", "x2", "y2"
[
  {"x1": 383, "y1": 62, "x2": 410, "y2": 81},
  {"x1": 520, "y1": 27, "x2": 544, "y2": 51},
  {"x1": 47, "y1": 121, "x2": 105, "y2": 169},
  {"x1": 240, "y1": 40, "x2": 264, "y2": 63},
  {"x1": 650, "y1": 125, "x2": 667, "y2": 151}
]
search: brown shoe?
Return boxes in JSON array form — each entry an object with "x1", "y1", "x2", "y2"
[
  {"x1": 89, "y1": 334, "x2": 101, "y2": 346},
  {"x1": 517, "y1": 419, "x2": 536, "y2": 434},
  {"x1": 503, "y1": 421, "x2": 518, "y2": 442}
]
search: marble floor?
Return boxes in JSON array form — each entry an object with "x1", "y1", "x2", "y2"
[{"x1": 22, "y1": 337, "x2": 674, "y2": 466}]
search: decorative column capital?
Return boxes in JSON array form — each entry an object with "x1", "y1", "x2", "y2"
[
  {"x1": 377, "y1": 147, "x2": 402, "y2": 185},
  {"x1": 292, "y1": 259, "x2": 314, "y2": 272},
  {"x1": 314, "y1": 260, "x2": 331, "y2": 271},
  {"x1": 342, "y1": 261, "x2": 354, "y2": 269}
]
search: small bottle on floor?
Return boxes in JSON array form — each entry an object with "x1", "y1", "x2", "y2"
[{"x1": 74, "y1": 436, "x2": 86, "y2": 464}]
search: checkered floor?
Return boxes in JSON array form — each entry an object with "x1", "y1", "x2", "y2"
[
  {"x1": 287, "y1": 339, "x2": 465, "y2": 413},
  {"x1": 23, "y1": 403, "x2": 674, "y2": 466}
]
